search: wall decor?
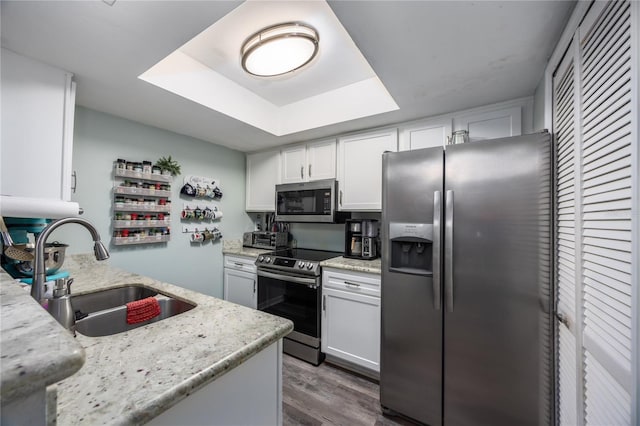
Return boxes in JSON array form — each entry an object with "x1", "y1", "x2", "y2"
[{"x1": 112, "y1": 158, "x2": 173, "y2": 245}]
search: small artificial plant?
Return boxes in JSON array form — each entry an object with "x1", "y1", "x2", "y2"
[{"x1": 155, "y1": 155, "x2": 181, "y2": 176}]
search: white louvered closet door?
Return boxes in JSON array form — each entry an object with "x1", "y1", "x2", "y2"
[
  {"x1": 579, "y1": 1, "x2": 634, "y2": 424},
  {"x1": 552, "y1": 1, "x2": 637, "y2": 425},
  {"x1": 553, "y1": 36, "x2": 581, "y2": 426}
]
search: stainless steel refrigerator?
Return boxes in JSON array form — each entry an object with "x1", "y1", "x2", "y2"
[{"x1": 380, "y1": 132, "x2": 553, "y2": 426}]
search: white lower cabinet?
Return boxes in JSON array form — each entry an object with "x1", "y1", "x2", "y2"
[
  {"x1": 321, "y1": 268, "x2": 380, "y2": 374},
  {"x1": 223, "y1": 255, "x2": 257, "y2": 309}
]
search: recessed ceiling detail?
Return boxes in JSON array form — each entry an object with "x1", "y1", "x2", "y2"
[
  {"x1": 138, "y1": 0, "x2": 398, "y2": 136},
  {"x1": 241, "y1": 22, "x2": 319, "y2": 77}
]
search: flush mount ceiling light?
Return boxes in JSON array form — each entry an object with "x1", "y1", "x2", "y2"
[{"x1": 241, "y1": 22, "x2": 319, "y2": 77}]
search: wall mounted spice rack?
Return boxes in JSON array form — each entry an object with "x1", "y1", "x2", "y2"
[{"x1": 112, "y1": 159, "x2": 173, "y2": 245}]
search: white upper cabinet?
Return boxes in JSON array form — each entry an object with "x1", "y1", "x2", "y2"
[
  {"x1": 1, "y1": 48, "x2": 76, "y2": 202},
  {"x1": 453, "y1": 105, "x2": 522, "y2": 142},
  {"x1": 337, "y1": 128, "x2": 397, "y2": 211},
  {"x1": 246, "y1": 149, "x2": 281, "y2": 212},
  {"x1": 399, "y1": 117, "x2": 452, "y2": 150},
  {"x1": 280, "y1": 138, "x2": 336, "y2": 184}
]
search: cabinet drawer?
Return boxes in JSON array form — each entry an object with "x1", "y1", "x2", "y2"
[
  {"x1": 224, "y1": 255, "x2": 257, "y2": 273},
  {"x1": 322, "y1": 268, "x2": 380, "y2": 297}
]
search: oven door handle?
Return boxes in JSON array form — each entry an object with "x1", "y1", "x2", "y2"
[{"x1": 257, "y1": 270, "x2": 319, "y2": 287}]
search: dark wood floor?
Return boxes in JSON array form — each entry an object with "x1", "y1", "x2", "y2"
[{"x1": 282, "y1": 355, "x2": 417, "y2": 426}]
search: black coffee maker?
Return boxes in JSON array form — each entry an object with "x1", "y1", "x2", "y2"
[{"x1": 344, "y1": 219, "x2": 379, "y2": 260}]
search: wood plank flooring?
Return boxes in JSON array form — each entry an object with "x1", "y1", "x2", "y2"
[{"x1": 282, "y1": 355, "x2": 417, "y2": 426}]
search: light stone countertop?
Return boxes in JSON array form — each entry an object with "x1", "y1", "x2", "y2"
[
  {"x1": 0, "y1": 272, "x2": 85, "y2": 405},
  {"x1": 12, "y1": 254, "x2": 292, "y2": 425},
  {"x1": 222, "y1": 239, "x2": 272, "y2": 258},
  {"x1": 320, "y1": 256, "x2": 382, "y2": 275}
]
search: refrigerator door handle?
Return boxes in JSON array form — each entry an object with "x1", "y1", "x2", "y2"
[
  {"x1": 445, "y1": 190, "x2": 454, "y2": 312},
  {"x1": 432, "y1": 191, "x2": 442, "y2": 310}
]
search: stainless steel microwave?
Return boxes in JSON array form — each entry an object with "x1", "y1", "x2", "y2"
[{"x1": 275, "y1": 179, "x2": 350, "y2": 223}]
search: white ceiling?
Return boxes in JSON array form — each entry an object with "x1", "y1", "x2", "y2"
[{"x1": 0, "y1": 0, "x2": 575, "y2": 152}]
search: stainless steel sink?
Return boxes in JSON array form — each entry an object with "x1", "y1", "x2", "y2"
[
  {"x1": 71, "y1": 284, "x2": 158, "y2": 314},
  {"x1": 71, "y1": 285, "x2": 196, "y2": 337}
]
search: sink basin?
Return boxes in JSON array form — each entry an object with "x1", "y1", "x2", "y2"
[
  {"x1": 71, "y1": 285, "x2": 196, "y2": 337},
  {"x1": 71, "y1": 284, "x2": 158, "y2": 314}
]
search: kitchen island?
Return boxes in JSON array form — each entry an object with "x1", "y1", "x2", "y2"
[{"x1": 1, "y1": 254, "x2": 293, "y2": 425}]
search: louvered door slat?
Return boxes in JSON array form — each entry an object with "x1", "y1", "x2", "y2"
[
  {"x1": 582, "y1": 155, "x2": 631, "y2": 188},
  {"x1": 584, "y1": 353, "x2": 631, "y2": 425},
  {"x1": 581, "y1": 0, "x2": 629, "y2": 67},
  {"x1": 583, "y1": 244, "x2": 632, "y2": 263},
  {"x1": 582, "y1": 177, "x2": 632, "y2": 197},
  {"x1": 558, "y1": 326, "x2": 578, "y2": 425}
]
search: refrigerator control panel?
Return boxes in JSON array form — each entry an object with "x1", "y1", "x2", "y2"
[{"x1": 389, "y1": 222, "x2": 432, "y2": 241}]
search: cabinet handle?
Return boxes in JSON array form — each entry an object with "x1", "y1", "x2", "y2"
[
  {"x1": 72, "y1": 171, "x2": 77, "y2": 193},
  {"x1": 323, "y1": 295, "x2": 326, "y2": 311},
  {"x1": 253, "y1": 280, "x2": 256, "y2": 294},
  {"x1": 300, "y1": 166, "x2": 304, "y2": 179},
  {"x1": 234, "y1": 262, "x2": 244, "y2": 268},
  {"x1": 308, "y1": 164, "x2": 312, "y2": 177},
  {"x1": 339, "y1": 190, "x2": 343, "y2": 206},
  {"x1": 344, "y1": 281, "x2": 361, "y2": 288}
]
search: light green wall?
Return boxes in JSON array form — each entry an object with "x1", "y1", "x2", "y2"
[{"x1": 53, "y1": 107, "x2": 252, "y2": 297}]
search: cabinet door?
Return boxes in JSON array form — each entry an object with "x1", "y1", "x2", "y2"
[
  {"x1": 1, "y1": 48, "x2": 75, "y2": 201},
  {"x1": 306, "y1": 139, "x2": 336, "y2": 181},
  {"x1": 338, "y1": 128, "x2": 397, "y2": 211},
  {"x1": 246, "y1": 150, "x2": 280, "y2": 211},
  {"x1": 280, "y1": 144, "x2": 306, "y2": 184},
  {"x1": 399, "y1": 118, "x2": 452, "y2": 151},
  {"x1": 453, "y1": 106, "x2": 522, "y2": 143},
  {"x1": 321, "y1": 287, "x2": 380, "y2": 372},
  {"x1": 223, "y1": 268, "x2": 257, "y2": 309}
]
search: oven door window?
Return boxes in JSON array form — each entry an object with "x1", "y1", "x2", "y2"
[
  {"x1": 258, "y1": 275, "x2": 320, "y2": 338},
  {"x1": 277, "y1": 189, "x2": 331, "y2": 216}
]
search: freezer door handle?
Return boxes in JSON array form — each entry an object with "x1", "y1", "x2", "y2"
[
  {"x1": 432, "y1": 191, "x2": 442, "y2": 310},
  {"x1": 445, "y1": 190, "x2": 454, "y2": 312}
]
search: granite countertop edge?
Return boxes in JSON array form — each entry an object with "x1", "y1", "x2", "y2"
[
  {"x1": 0, "y1": 274, "x2": 86, "y2": 404},
  {"x1": 123, "y1": 321, "x2": 292, "y2": 424},
  {"x1": 319, "y1": 256, "x2": 382, "y2": 275}
]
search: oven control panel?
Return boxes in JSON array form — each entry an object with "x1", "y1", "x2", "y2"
[{"x1": 256, "y1": 256, "x2": 320, "y2": 275}]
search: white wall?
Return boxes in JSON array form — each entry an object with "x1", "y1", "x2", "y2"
[
  {"x1": 52, "y1": 107, "x2": 252, "y2": 298},
  {"x1": 533, "y1": 76, "x2": 546, "y2": 131}
]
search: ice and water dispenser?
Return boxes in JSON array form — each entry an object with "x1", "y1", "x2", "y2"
[{"x1": 388, "y1": 222, "x2": 433, "y2": 276}]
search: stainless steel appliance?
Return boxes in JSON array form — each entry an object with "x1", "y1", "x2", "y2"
[
  {"x1": 242, "y1": 231, "x2": 288, "y2": 249},
  {"x1": 380, "y1": 132, "x2": 553, "y2": 426},
  {"x1": 275, "y1": 179, "x2": 350, "y2": 223},
  {"x1": 344, "y1": 219, "x2": 378, "y2": 260},
  {"x1": 256, "y1": 248, "x2": 342, "y2": 365}
]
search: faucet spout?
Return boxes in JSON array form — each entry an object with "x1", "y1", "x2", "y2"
[{"x1": 31, "y1": 217, "x2": 110, "y2": 303}]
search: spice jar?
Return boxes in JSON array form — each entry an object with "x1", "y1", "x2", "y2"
[
  {"x1": 133, "y1": 162, "x2": 143, "y2": 173},
  {"x1": 142, "y1": 161, "x2": 152, "y2": 174},
  {"x1": 152, "y1": 166, "x2": 161, "y2": 175},
  {"x1": 116, "y1": 159, "x2": 126, "y2": 170}
]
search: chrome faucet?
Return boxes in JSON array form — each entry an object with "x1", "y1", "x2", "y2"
[{"x1": 31, "y1": 217, "x2": 110, "y2": 304}]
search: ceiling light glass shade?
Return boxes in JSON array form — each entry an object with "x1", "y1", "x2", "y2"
[{"x1": 241, "y1": 22, "x2": 319, "y2": 77}]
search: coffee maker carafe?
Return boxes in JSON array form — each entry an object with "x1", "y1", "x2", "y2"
[{"x1": 344, "y1": 219, "x2": 378, "y2": 260}]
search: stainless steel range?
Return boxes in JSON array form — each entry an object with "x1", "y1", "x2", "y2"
[{"x1": 256, "y1": 248, "x2": 341, "y2": 365}]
